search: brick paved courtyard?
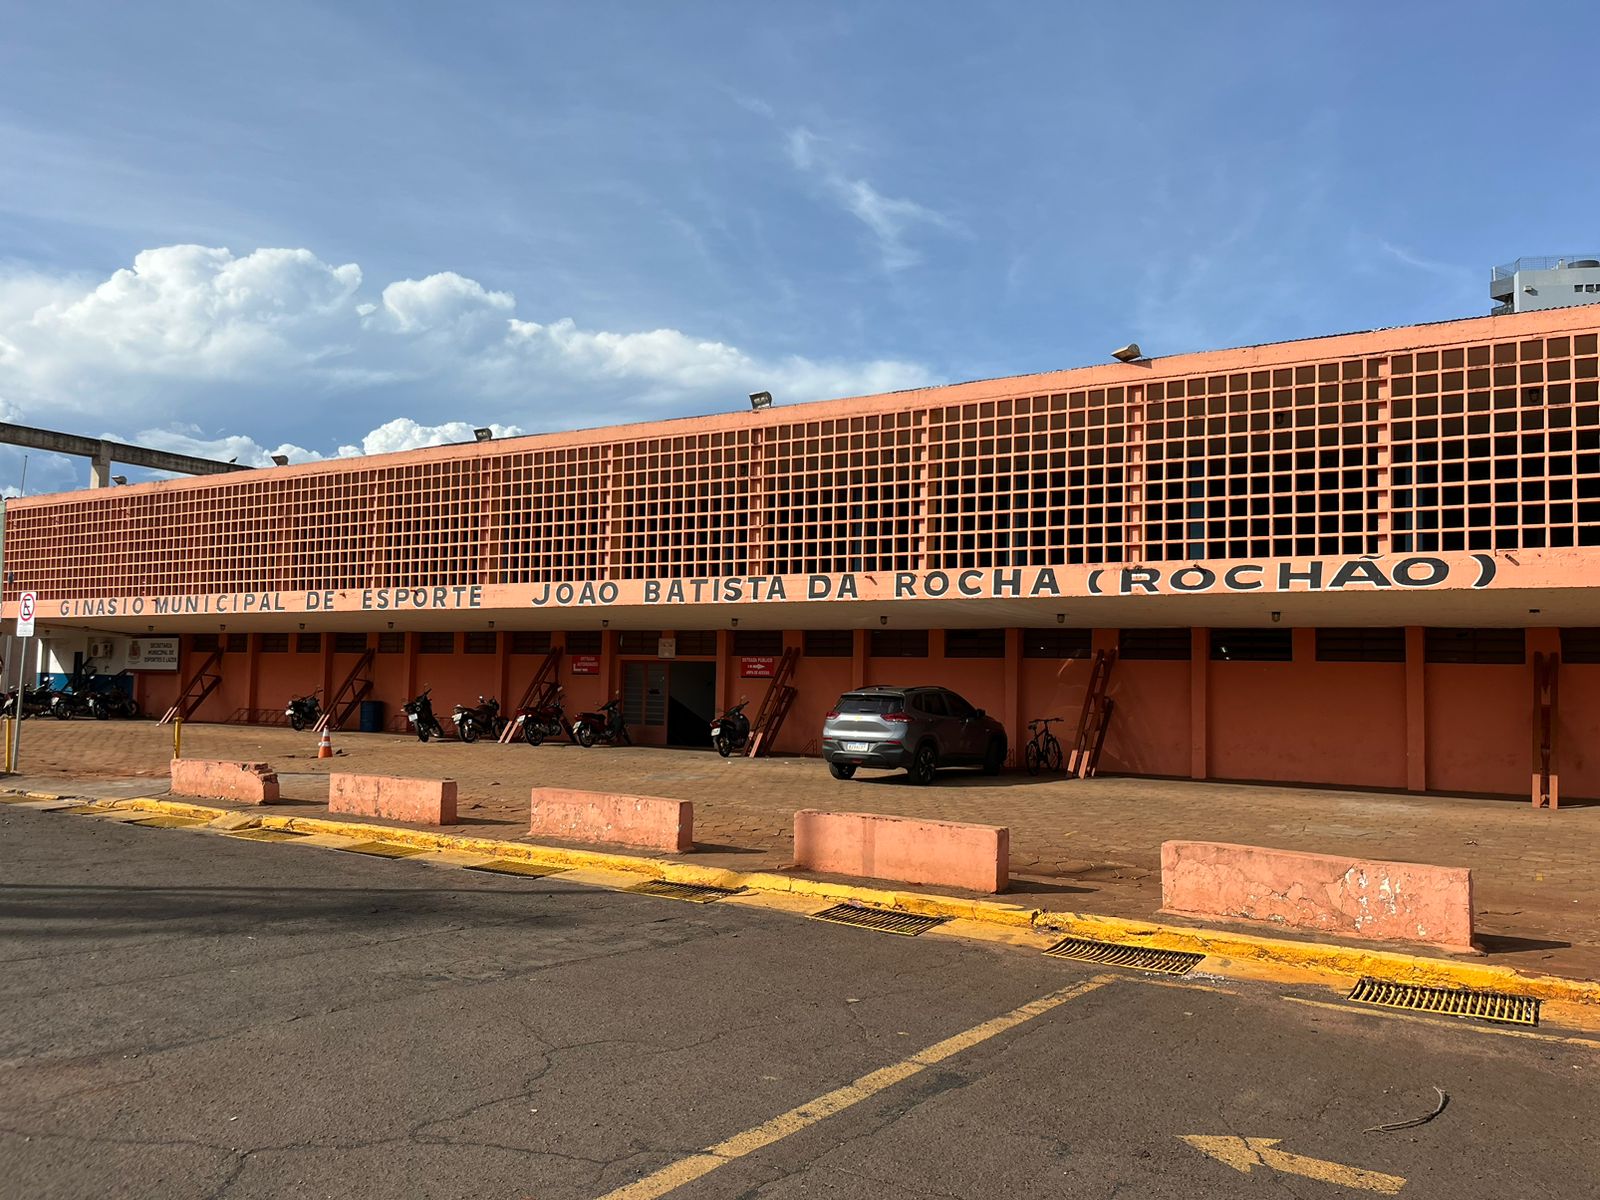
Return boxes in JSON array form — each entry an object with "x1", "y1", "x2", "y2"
[{"x1": 8, "y1": 719, "x2": 1596, "y2": 979}]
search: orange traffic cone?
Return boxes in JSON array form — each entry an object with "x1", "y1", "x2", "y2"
[{"x1": 318, "y1": 728, "x2": 333, "y2": 759}]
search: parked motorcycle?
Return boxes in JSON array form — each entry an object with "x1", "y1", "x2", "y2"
[
  {"x1": 87, "y1": 684, "x2": 141, "y2": 720},
  {"x1": 286, "y1": 689, "x2": 322, "y2": 732},
  {"x1": 709, "y1": 699, "x2": 751, "y2": 758},
  {"x1": 452, "y1": 695, "x2": 505, "y2": 744},
  {"x1": 572, "y1": 698, "x2": 630, "y2": 748},
  {"x1": 515, "y1": 687, "x2": 569, "y2": 746},
  {"x1": 1, "y1": 684, "x2": 57, "y2": 720},
  {"x1": 403, "y1": 687, "x2": 446, "y2": 742}
]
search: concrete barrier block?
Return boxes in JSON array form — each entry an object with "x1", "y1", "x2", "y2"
[
  {"x1": 1160, "y1": 840, "x2": 1474, "y2": 953},
  {"x1": 169, "y1": 759, "x2": 280, "y2": 805},
  {"x1": 529, "y1": 788, "x2": 692, "y2": 853},
  {"x1": 328, "y1": 773, "x2": 457, "y2": 825},
  {"x1": 793, "y1": 810, "x2": 1009, "y2": 894}
]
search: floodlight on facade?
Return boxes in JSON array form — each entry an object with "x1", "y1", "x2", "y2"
[{"x1": 749, "y1": 391, "x2": 773, "y2": 411}]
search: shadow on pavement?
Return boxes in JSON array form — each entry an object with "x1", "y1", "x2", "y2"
[{"x1": 0, "y1": 881, "x2": 569, "y2": 937}]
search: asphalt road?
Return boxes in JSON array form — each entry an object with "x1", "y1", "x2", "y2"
[{"x1": 1, "y1": 803, "x2": 1595, "y2": 1200}]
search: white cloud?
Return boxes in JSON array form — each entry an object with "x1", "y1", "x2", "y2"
[
  {"x1": 0, "y1": 245, "x2": 936, "y2": 487},
  {"x1": 335, "y1": 418, "x2": 525, "y2": 458},
  {"x1": 785, "y1": 126, "x2": 955, "y2": 271}
]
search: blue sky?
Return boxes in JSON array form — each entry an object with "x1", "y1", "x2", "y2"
[{"x1": 1, "y1": 1, "x2": 1596, "y2": 492}]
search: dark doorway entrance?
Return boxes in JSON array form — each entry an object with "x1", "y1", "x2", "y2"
[{"x1": 666, "y1": 661, "x2": 717, "y2": 747}]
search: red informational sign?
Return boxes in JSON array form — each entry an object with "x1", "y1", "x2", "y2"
[
  {"x1": 740, "y1": 656, "x2": 776, "y2": 678},
  {"x1": 569, "y1": 654, "x2": 600, "y2": 676}
]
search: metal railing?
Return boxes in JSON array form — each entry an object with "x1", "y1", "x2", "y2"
[{"x1": 1492, "y1": 256, "x2": 1600, "y2": 281}]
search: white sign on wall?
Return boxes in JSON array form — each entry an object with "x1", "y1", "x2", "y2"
[
  {"x1": 15, "y1": 592, "x2": 35, "y2": 639},
  {"x1": 126, "y1": 638, "x2": 180, "y2": 671}
]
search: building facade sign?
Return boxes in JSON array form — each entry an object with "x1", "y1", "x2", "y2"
[
  {"x1": 42, "y1": 552, "x2": 1513, "y2": 624},
  {"x1": 125, "y1": 638, "x2": 180, "y2": 671}
]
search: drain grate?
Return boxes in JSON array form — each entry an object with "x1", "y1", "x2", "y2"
[
  {"x1": 811, "y1": 903, "x2": 947, "y2": 937},
  {"x1": 1348, "y1": 976, "x2": 1540, "y2": 1027},
  {"x1": 1042, "y1": 937, "x2": 1204, "y2": 976},
  {"x1": 464, "y1": 859, "x2": 563, "y2": 878},
  {"x1": 332, "y1": 840, "x2": 428, "y2": 859},
  {"x1": 626, "y1": 879, "x2": 746, "y2": 904},
  {"x1": 227, "y1": 828, "x2": 310, "y2": 844},
  {"x1": 128, "y1": 815, "x2": 208, "y2": 829}
]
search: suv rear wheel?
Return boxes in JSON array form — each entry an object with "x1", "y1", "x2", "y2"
[
  {"x1": 908, "y1": 742, "x2": 939, "y2": 786},
  {"x1": 828, "y1": 762, "x2": 857, "y2": 780}
]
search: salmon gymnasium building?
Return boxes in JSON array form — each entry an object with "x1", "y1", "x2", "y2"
[{"x1": 7, "y1": 303, "x2": 1600, "y2": 802}]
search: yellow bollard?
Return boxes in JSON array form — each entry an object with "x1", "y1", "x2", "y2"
[{"x1": 173, "y1": 717, "x2": 183, "y2": 760}]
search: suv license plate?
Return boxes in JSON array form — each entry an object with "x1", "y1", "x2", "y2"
[{"x1": 844, "y1": 741, "x2": 870, "y2": 753}]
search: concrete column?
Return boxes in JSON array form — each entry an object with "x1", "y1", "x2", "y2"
[
  {"x1": 1189, "y1": 627, "x2": 1209, "y2": 780},
  {"x1": 1405, "y1": 625, "x2": 1426, "y2": 792},
  {"x1": 496, "y1": 630, "x2": 511, "y2": 711},
  {"x1": 851, "y1": 628, "x2": 868, "y2": 690},
  {"x1": 89, "y1": 447, "x2": 113, "y2": 489}
]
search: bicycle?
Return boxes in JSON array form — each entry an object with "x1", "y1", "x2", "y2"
[{"x1": 1024, "y1": 716, "x2": 1064, "y2": 775}]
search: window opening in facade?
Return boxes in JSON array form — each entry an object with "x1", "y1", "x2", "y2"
[
  {"x1": 1424, "y1": 628, "x2": 1527, "y2": 664},
  {"x1": 1023, "y1": 628, "x2": 1091, "y2": 659},
  {"x1": 1315, "y1": 627, "x2": 1405, "y2": 662},
  {"x1": 945, "y1": 628, "x2": 1005, "y2": 658},
  {"x1": 870, "y1": 629, "x2": 929, "y2": 657},
  {"x1": 1210, "y1": 629, "x2": 1293, "y2": 661},
  {"x1": 1119, "y1": 628, "x2": 1191, "y2": 660}
]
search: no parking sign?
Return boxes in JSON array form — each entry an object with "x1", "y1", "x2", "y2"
[{"x1": 16, "y1": 591, "x2": 35, "y2": 638}]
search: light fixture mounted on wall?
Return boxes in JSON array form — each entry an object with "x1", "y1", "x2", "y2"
[
  {"x1": 111, "y1": 475, "x2": 128, "y2": 485},
  {"x1": 730, "y1": 617, "x2": 739, "y2": 627},
  {"x1": 602, "y1": 619, "x2": 609, "y2": 629},
  {"x1": 1056, "y1": 613, "x2": 1065, "y2": 625},
  {"x1": 1271, "y1": 611, "x2": 1282, "y2": 623},
  {"x1": 879, "y1": 615, "x2": 888, "y2": 626},
  {"x1": 270, "y1": 454, "x2": 289, "y2": 466},
  {"x1": 748, "y1": 391, "x2": 773, "y2": 411},
  {"x1": 1110, "y1": 343, "x2": 1144, "y2": 363},
  {"x1": 473, "y1": 427, "x2": 494, "y2": 442}
]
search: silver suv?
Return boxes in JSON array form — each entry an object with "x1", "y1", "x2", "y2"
[{"x1": 821, "y1": 686, "x2": 1008, "y2": 785}]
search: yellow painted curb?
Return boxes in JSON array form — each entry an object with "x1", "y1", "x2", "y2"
[
  {"x1": 83, "y1": 794, "x2": 1600, "y2": 1009},
  {"x1": 1033, "y1": 910, "x2": 1600, "y2": 1008}
]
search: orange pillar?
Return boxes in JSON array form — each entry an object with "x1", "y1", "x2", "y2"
[
  {"x1": 496, "y1": 629, "x2": 511, "y2": 710},
  {"x1": 1002, "y1": 627, "x2": 1022, "y2": 764},
  {"x1": 851, "y1": 628, "x2": 868, "y2": 690},
  {"x1": 1528, "y1": 627, "x2": 1561, "y2": 808},
  {"x1": 716, "y1": 628, "x2": 733, "y2": 711},
  {"x1": 1189, "y1": 627, "x2": 1208, "y2": 780},
  {"x1": 244, "y1": 633, "x2": 260, "y2": 721},
  {"x1": 1405, "y1": 625, "x2": 1426, "y2": 792}
]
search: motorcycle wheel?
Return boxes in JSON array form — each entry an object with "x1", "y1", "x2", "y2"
[
  {"x1": 416, "y1": 723, "x2": 431, "y2": 742},
  {"x1": 713, "y1": 735, "x2": 731, "y2": 758},
  {"x1": 289, "y1": 712, "x2": 305, "y2": 732},
  {"x1": 53, "y1": 702, "x2": 74, "y2": 721},
  {"x1": 126, "y1": 698, "x2": 142, "y2": 720},
  {"x1": 92, "y1": 700, "x2": 110, "y2": 720},
  {"x1": 523, "y1": 721, "x2": 545, "y2": 746},
  {"x1": 459, "y1": 719, "x2": 478, "y2": 744},
  {"x1": 574, "y1": 722, "x2": 596, "y2": 748}
]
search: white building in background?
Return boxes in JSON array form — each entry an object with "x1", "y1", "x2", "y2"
[{"x1": 1491, "y1": 255, "x2": 1600, "y2": 314}]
